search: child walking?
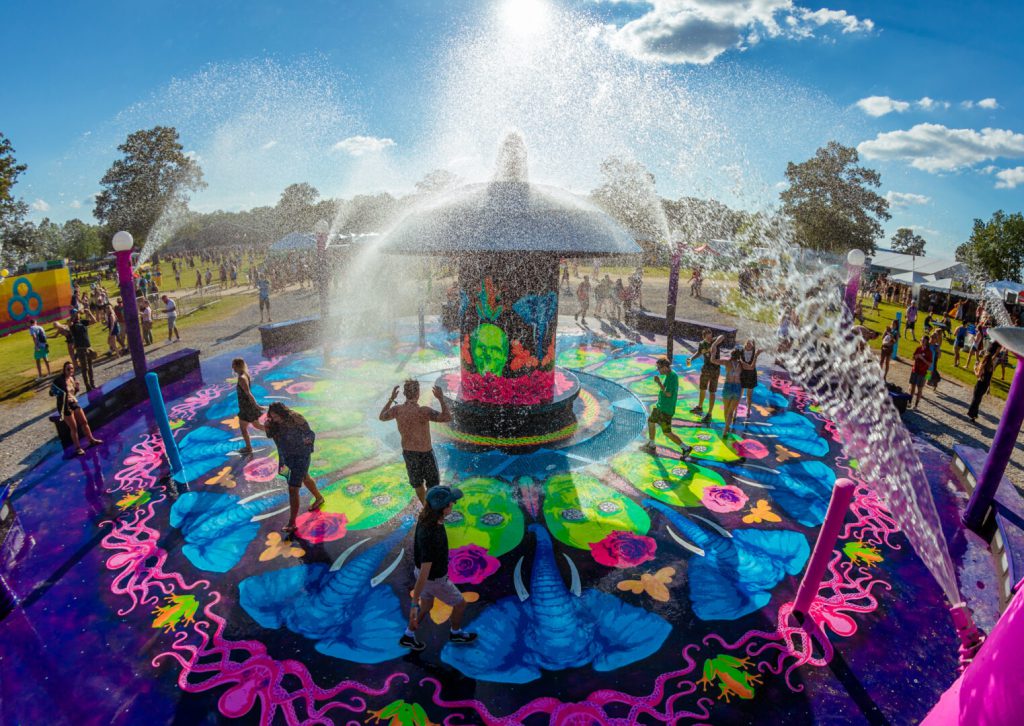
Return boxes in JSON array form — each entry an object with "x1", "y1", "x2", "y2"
[
  {"x1": 642, "y1": 357, "x2": 693, "y2": 457},
  {"x1": 401, "y1": 486, "x2": 478, "y2": 651},
  {"x1": 264, "y1": 402, "x2": 325, "y2": 535},
  {"x1": 233, "y1": 358, "x2": 265, "y2": 454}
]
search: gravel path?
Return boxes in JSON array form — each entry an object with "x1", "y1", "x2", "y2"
[{"x1": 2, "y1": 275, "x2": 1019, "y2": 497}]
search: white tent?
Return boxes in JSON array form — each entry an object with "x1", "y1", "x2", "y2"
[
  {"x1": 890, "y1": 270, "x2": 933, "y2": 285},
  {"x1": 869, "y1": 252, "x2": 963, "y2": 279},
  {"x1": 986, "y1": 280, "x2": 1024, "y2": 300},
  {"x1": 269, "y1": 232, "x2": 316, "y2": 253}
]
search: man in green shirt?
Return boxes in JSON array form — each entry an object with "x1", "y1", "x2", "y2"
[{"x1": 642, "y1": 357, "x2": 693, "y2": 457}]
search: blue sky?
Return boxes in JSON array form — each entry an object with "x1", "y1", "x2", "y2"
[{"x1": 3, "y1": 0, "x2": 1023, "y2": 257}]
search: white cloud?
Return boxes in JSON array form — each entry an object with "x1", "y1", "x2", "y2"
[
  {"x1": 978, "y1": 97, "x2": 999, "y2": 110},
  {"x1": 994, "y1": 166, "x2": 1024, "y2": 189},
  {"x1": 885, "y1": 191, "x2": 931, "y2": 207},
  {"x1": 856, "y1": 95, "x2": 910, "y2": 117},
  {"x1": 260, "y1": 140, "x2": 277, "y2": 150},
  {"x1": 69, "y1": 199, "x2": 82, "y2": 209},
  {"x1": 961, "y1": 100, "x2": 974, "y2": 109},
  {"x1": 916, "y1": 97, "x2": 950, "y2": 111},
  {"x1": 332, "y1": 135, "x2": 397, "y2": 156},
  {"x1": 858, "y1": 123, "x2": 1024, "y2": 173},
  {"x1": 31, "y1": 199, "x2": 50, "y2": 212},
  {"x1": 599, "y1": 1, "x2": 874, "y2": 65}
]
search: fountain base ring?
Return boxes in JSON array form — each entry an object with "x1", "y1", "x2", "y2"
[{"x1": 436, "y1": 367, "x2": 581, "y2": 449}]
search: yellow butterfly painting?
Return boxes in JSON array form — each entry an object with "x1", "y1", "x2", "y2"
[
  {"x1": 753, "y1": 404, "x2": 773, "y2": 417},
  {"x1": 742, "y1": 499, "x2": 781, "y2": 524},
  {"x1": 205, "y1": 466, "x2": 237, "y2": 489},
  {"x1": 259, "y1": 532, "x2": 305, "y2": 561},
  {"x1": 617, "y1": 567, "x2": 675, "y2": 602},
  {"x1": 775, "y1": 444, "x2": 799, "y2": 462},
  {"x1": 270, "y1": 379, "x2": 294, "y2": 391}
]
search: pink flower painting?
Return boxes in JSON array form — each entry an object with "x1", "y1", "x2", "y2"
[
  {"x1": 294, "y1": 511, "x2": 348, "y2": 544},
  {"x1": 243, "y1": 457, "x2": 278, "y2": 483},
  {"x1": 701, "y1": 485, "x2": 749, "y2": 513},
  {"x1": 590, "y1": 530, "x2": 657, "y2": 568},
  {"x1": 447, "y1": 544, "x2": 501, "y2": 584}
]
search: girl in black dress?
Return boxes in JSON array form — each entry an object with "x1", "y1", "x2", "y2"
[
  {"x1": 51, "y1": 361, "x2": 102, "y2": 455},
  {"x1": 232, "y1": 358, "x2": 265, "y2": 454},
  {"x1": 739, "y1": 339, "x2": 761, "y2": 419}
]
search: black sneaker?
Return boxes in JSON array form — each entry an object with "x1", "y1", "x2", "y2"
[
  {"x1": 689, "y1": 405, "x2": 703, "y2": 414},
  {"x1": 399, "y1": 634, "x2": 425, "y2": 651},
  {"x1": 679, "y1": 445, "x2": 693, "y2": 459},
  {"x1": 449, "y1": 631, "x2": 478, "y2": 644},
  {"x1": 700, "y1": 413, "x2": 712, "y2": 424}
]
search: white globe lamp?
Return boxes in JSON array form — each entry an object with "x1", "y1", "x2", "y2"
[
  {"x1": 846, "y1": 248, "x2": 866, "y2": 268},
  {"x1": 112, "y1": 231, "x2": 134, "y2": 252}
]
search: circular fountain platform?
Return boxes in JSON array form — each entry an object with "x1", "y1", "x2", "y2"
[{"x1": 436, "y1": 367, "x2": 582, "y2": 448}]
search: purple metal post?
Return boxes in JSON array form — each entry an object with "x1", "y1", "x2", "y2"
[
  {"x1": 793, "y1": 477, "x2": 856, "y2": 615},
  {"x1": 843, "y1": 265, "x2": 860, "y2": 315},
  {"x1": 665, "y1": 241, "x2": 682, "y2": 360},
  {"x1": 115, "y1": 249, "x2": 148, "y2": 380},
  {"x1": 963, "y1": 332, "x2": 1024, "y2": 531}
]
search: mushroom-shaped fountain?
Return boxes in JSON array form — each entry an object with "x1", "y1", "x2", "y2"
[{"x1": 378, "y1": 132, "x2": 641, "y2": 447}]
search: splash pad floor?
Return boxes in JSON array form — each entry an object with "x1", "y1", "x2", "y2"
[{"x1": 0, "y1": 325, "x2": 969, "y2": 725}]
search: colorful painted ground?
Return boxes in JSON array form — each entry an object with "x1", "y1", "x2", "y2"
[{"x1": 0, "y1": 328, "x2": 961, "y2": 725}]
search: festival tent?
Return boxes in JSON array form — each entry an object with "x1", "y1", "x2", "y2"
[
  {"x1": 269, "y1": 232, "x2": 317, "y2": 253},
  {"x1": 986, "y1": 280, "x2": 1024, "y2": 304},
  {"x1": 890, "y1": 270, "x2": 933, "y2": 285},
  {"x1": 869, "y1": 252, "x2": 964, "y2": 279}
]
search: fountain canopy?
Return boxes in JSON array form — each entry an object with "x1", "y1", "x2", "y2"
[
  {"x1": 379, "y1": 133, "x2": 641, "y2": 448},
  {"x1": 378, "y1": 133, "x2": 641, "y2": 257}
]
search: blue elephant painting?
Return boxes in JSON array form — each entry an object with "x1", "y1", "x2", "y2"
[
  {"x1": 644, "y1": 499, "x2": 809, "y2": 621},
  {"x1": 239, "y1": 522, "x2": 412, "y2": 664},
  {"x1": 170, "y1": 489, "x2": 287, "y2": 572},
  {"x1": 440, "y1": 524, "x2": 671, "y2": 683},
  {"x1": 176, "y1": 425, "x2": 241, "y2": 481},
  {"x1": 721, "y1": 460, "x2": 836, "y2": 527},
  {"x1": 747, "y1": 411, "x2": 829, "y2": 457}
]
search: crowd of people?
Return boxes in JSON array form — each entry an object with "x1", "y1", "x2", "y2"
[
  {"x1": 569, "y1": 262, "x2": 644, "y2": 325},
  {"x1": 863, "y1": 277, "x2": 1019, "y2": 423}
]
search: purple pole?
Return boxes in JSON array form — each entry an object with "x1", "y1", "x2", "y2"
[
  {"x1": 793, "y1": 478, "x2": 856, "y2": 615},
  {"x1": 665, "y1": 242, "x2": 681, "y2": 360},
  {"x1": 843, "y1": 265, "x2": 860, "y2": 315},
  {"x1": 963, "y1": 343, "x2": 1024, "y2": 531},
  {"x1": 115, "y1": 248, "x2": 148, "y2": 380}
]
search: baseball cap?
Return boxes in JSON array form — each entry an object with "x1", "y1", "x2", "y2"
[{"x1": 426, "y1": 486, "x2": 463, "y2": 511}]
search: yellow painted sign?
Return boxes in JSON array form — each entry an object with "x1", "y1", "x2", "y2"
[{"x1": 0, "y1": 268, "x2": 72, "y2": 335}]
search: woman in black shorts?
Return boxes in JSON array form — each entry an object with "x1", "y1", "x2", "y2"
[
  {"x1": 50, "y1": 361, "x2": 102, "y2": 455},
  {"x1": 265, "y1": 402, "x2": 325, "y2": 535},
  {"x1": 232, "y1": 358, "x2": 265, "y2": 454},
  {"x1": 739, "y1": 339, "x2": 761, "y2": 419}
]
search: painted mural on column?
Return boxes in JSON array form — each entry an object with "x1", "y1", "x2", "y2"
[
  {"x1": 454, "y1": 254, "x2": 564, "y2": 405},
  {"x1": 0, "y1": 266, "x2": 73, "y2": 336}
]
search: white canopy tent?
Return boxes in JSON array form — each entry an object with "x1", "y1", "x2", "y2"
[{"x1": 869, "y1": 252, "x2": 964, "y2": 279}]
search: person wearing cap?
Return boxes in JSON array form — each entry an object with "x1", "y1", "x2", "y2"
[{"x1": 400, "y1": 486, "x2": 478, "y2": 651}]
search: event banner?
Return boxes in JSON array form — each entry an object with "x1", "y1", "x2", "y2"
[{"x1": 0, "y1": 268, "x2": 73, "y2": 337}]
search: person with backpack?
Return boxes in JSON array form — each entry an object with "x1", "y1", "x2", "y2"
[
  {"x1": 27, "y1": 318, "x2": 51, "y2": 380},
  {"x1": 264, "y1": 402, "x2": 325, "y2": 536}
]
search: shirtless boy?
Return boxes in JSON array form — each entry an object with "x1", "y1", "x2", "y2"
[{"x1": 379, "y1": 380, "x2": 453, "y2": 505}]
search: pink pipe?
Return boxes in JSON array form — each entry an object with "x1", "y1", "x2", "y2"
[
  {"x1": 922, "y1": 582, "x2": 1024, "y2": 725},
  {"x1": 794, "y1": 477, "x2": 856, "y2": 615}
]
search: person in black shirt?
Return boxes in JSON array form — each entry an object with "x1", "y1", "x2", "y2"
[
  {"x1": 400, "y1": 486, "x2": 477, "y2": 651},
  {"x1": 264, "y1": 402, "x2": 325, "y2": 535},
  {"x1": 68, "y1": 312, "x2": 96, "y2": 391}
]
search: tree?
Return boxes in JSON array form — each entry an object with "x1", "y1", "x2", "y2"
[
  {"x1": 94, "y1": 126, "x2": 205, "y2": 244},
  {"x1": 275, "y1": 183, "x2": 321, "y2": 235},
  {"x1": 414, "y1": 169, "x2": 460, "y2": 196},
  {"x1": 62, "y1": 219, "x2": 104, "y2": 262},
  {"x1": 590, "y1": 156, "x2": 668, "y2": 242},
  {"x1": 780, "y1": 141, "x2": 890, "y2": 254},
  {"x1": 956, "y1": 210, "x2": 1024, "y2": 283},
  {"x1": 890, "y1": 227, "x2": 926, "y2": 256},
  {"x1": 0, "y1": 132, "x2": 30, "y2": 264}
]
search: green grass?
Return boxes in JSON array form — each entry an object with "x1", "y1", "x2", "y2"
[{"x1": 855, "y1": 299, "x2": 1014, "y2": 401}]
